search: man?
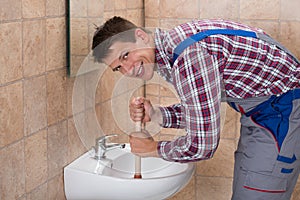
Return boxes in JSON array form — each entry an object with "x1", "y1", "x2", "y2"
[{"x1": 92, "y1": 16, "x2": 300, "y2": 199}]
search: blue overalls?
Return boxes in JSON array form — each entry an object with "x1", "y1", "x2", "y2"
[{"x1": 173, "y1": 29, "x2": 300, "y2": 200}]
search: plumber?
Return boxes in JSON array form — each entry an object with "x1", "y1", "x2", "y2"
[{"x1": 92, "y1": 16, "x2": 300, "y2": 200}]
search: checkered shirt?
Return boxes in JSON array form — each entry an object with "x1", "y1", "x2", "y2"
[{"x1": 154, "y1": 19, "x2": 300, "y2": 163}]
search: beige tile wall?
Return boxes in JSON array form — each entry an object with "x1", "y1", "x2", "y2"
[
  {"x1": 0, "y1": 0, "x2": 69, "y2": 198},
  {"x1": 0, "y1": 0, "x2": 144, "y2": 199},
  {"x1": 1, "y1": 0, "x2": 300, "y2": 200},
  {"x1": 145, "y1": 0, "x2": 300, "y2": 200}
]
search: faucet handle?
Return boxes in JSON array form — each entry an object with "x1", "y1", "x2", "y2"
[{"x1": 96, "y1": 134, "x2": 118, "y2": 146}]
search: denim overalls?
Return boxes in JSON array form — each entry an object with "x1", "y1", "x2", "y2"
[{"x1": 173, "y1": 29, "x2": 300, "y2": 200}]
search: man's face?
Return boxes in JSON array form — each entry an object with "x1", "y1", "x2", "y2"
[{"x1": 103, "y1": 30, "x2": 156, "y2": 81}]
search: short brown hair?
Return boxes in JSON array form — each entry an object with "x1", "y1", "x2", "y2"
[{"x1": 92, "y1": 16, "x2": 138, "y2": 63}]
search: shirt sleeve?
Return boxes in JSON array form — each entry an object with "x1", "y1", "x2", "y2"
[
  {"x1": 157, "y1": 44, "x2": 222, "y2": 163},
  {"x1": 158, "y1": 104, "x2": 186, "y2": 129}
]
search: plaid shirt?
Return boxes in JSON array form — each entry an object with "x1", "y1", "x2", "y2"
[{"x1": 154, "y1": 19, "x2": 300, "y2": 163}]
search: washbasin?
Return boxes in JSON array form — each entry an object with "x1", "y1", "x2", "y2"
[{"x1": 64, "y1": 144, "x2": 195, "y2": 200}]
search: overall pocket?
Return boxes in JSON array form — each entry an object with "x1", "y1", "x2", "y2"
[{"x1": 244, "y1": 171, "x2": 287, "y2": 193}]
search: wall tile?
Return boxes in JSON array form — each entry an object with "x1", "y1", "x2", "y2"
[
  {"x1": 126, "y1": 9, "x2": 144, "y2": 26},
  {"x1": 46, "y1": 0, "x2": 66, "y2": 16},
  {"x1": 196, "y1": 176, "x2": 233, "y2": 200},
  {"x1": 145, "y1": 0, "x2": 160, "y2": 18},
  {"x1": 0, "y1": 141, "x2": 25, "y2": 200},
  {"x1": 48, "y1": 120, "x2": 68, "y2": 179},
  {"x1": 25, "y1": 130, "x2": 48, "y2": 192},
  {"x1": 240, "y1": 0, "x2": 280, "y2": 20},
  {"x1": 127, "y1": 0, "x2": 143, "y2": 9},
  {"x1": 0, "y1": 82, "x2": 23, "y2": 147},
  {"x1": 199, "y1": 0, "x2": 239, "y2": 20},
  {"x1": 104, "y1": 0, "x2": 115, "y2": 11},
  {"x1": 88, "y1": 0, "x2": 104, "y2": 17},
  {"x1": 0, "y1": 22, "x2": 22, "y2": 85},
  {"x1": 221, "y1": 105, "x2": 238, "y2": 139},
  {"x1": 170, "y1": 177, "x2": 196, "y2": 200},
  {"x1": 97, "y1": 67, "x2": 117, "y2": 102},
  {"x1": 291, "y1": 179, "x2": 300, "y2": 200},
  {"x1": 47, "y1": 69, "x2": 67, "y2": 125},
  {"x1": 196, "y1": 139, "x2": 236, "y2": 177},
  {"x1": 23, "y1": 19, "x2": 46, "y2": 77},
  {"x1": 160, "y1": 0, "x2": 198, "y2": 19},
  {"x1": 22, "y1": 0, "x2": 46, "y2": 18},
  {"x1": 46, "y1": 17, "x2": 66, "y2": 71},
  {"x1": 26, "y1": 183, "x2": 47, "y2": 200},
  {"x1": 24, "y1": 76, "x2": 47, "y2": 135},
  {"x1": 280, "y1": 21, "x2": 300, "y2": 59},
  {"x1": 70, "y1": 18, "x2": 89, "y2": 55},
  {"x1": 241, "y1": 20, "x2": 280, "y2": 40},
  {"x1": 68, "y1": 117, "x2": 87, "y2": 163},
  {"x1": 0, "y1": 0, "x2": 22, "y2": 21},
  {"x1": 145, "y1": 18, "x2": 159, "y2": 27},
  {"x1": 47, "y1": 174, "x2": 66, "y2": 200},
  {"x1": 69, "y1": 0, "x2": 88, "y2": 17},
  {"x1": 115, "y1": 0, "x2": 127, "y2": 10},
  {"x1": 281, "y1": 0, "x2": 300, "y2": 21}
]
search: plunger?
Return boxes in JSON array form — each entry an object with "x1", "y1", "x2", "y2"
[{"x1": 134, "y1": 121, "x2": 142, "y2": 179}]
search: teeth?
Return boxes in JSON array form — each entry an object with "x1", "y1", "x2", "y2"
[{"x1": 137, "y1": 62, "x2": 143, "y2": 76}]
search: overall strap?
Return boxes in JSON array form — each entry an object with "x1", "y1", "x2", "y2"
[{"x1": 172, "y1": 29, "x2": 258, "y2": 65}]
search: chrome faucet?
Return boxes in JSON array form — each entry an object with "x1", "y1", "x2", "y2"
[{"x1": 93, "y1": 134, "x2": 126, "y2": 160}]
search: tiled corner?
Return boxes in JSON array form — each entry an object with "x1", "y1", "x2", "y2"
[
  {"x1": 0, "y1": 141, "x2": 25, "y2": 200},
  {"x1": 24, "y1": 76, "x2": 47, "y2": 135},
  {"x1": 25, "y1": 130, "x2": 48, "y2": 192},
  {"x1": 23, "y1": 19, "x2": 46, "y2": 77},
  {"x1": 47, "y1": 69, "x2": 67, "y2": 126},
  {"x1": 0, "y1": 82, "x2": 23, "y2": 147},
  {"x1": 47, "y1": 120, "x2": 68, "y2": 179},
  {"x1": 0, "y1": 22, "x2": 22, "y2": 85}
]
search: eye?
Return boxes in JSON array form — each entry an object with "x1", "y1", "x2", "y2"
[
  {"x1": 122, "y1": 52, "x2": 129, "y2": 60},
  {"x1": 112, "y1": 65, "x2": 121, "y2": 72}
]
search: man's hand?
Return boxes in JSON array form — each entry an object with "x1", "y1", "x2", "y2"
[{"x1": 129, "y1": 97, "x2": 153, "y2": 123}]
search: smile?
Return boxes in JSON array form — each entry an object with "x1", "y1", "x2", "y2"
[{"x1": 136, "y1": 61, "x2": 144, "y2": 77}]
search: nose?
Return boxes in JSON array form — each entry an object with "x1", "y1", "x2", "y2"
[{"x1": 120, "y1": 59, "x2": 134, "y2": 75}]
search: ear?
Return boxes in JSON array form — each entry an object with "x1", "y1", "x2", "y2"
[{"x1": 135, "y1": 29, "x2": 150, "y2": 44}]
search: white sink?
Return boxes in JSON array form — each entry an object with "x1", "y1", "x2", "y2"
[{"x1": 64, "y1": 144, "x2": 195, "y2": 200}]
